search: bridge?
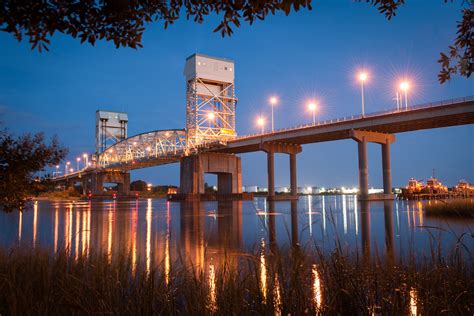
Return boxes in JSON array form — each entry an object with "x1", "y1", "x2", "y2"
[{"x1": 52, "y1": 53, "x2": 474, "y2": 201}]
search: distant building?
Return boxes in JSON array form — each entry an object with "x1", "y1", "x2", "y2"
[
  {"x1": 341, "y1": 187, "x2": 359, "y2": 194},
  {"x1": 275, "y1": 186, "x2": 289, "y2": 193},
  {"x1": 243, "y1": 186, "x2": 258, "y2": 193},
  {"x1": 368, "y1": 187, "x2": 384, "y2": 194}
]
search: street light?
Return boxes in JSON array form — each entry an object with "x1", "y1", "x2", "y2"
[
  {"x1": 308, "y1": 101, "x2": 317, "y2": 125},
  {"x1": 358, "y1": 72, "x2": 368, "y2": 117},
  {"x1": 83, "y1": 153, "x2": 88, "y2": 169},
  {"x1": 257, "y1": 117, "x2": 265, "y2": 134},
  {"x1": 54, "y1": 165, "x2": 59, "y2": 178},
  {"x1": 269, "y1": 96, "x2": 278, "y2": 132},
  {"x1": 70, "y1": 168, "x2": 74, "y2": 173},
  {"x1": 400, "y1": 81, "x2": 410, "y2": 110},
  {"x1": 76, "y1": 157, "x2": 80, "y2": 171},
  {"x1": 65, "y1": 161, "x2": 70, "y2": 175}
]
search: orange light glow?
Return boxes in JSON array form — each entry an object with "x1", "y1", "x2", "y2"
[
  {"x1": 400, "y1": 81, "x2": 410, "y2": 91},
  {"x1": 358, "y1": 72, "x2": 368, "y2": 81},
  {"x1": 269, "y1": 96, "x2": 278, "y2": 105}
]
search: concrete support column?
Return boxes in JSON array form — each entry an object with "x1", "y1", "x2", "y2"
[
  {"x1": 217, "y1": 173, "x2": 232, "y2": 194},
  {"x1": 122, "y1": 172, "x2": 130, "y2": 195},
  {"x1": 358, "y1": 140, "x2": 369, "y2": 199},
  {"x1": 91, "y1": 173, "x2": 103, "y2": 195},
  {"x1": 267, "y1": 151, "x2": 275, "y2": 199},
  {"x1": 381, "y1": 143, "x2": 392, "y2": 194},
  {"x1": 289, "y1": 153, "x2": 297, "y2": 197}
]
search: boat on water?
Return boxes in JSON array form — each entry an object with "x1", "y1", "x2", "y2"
[
  {"x1": 424, "y1": 176, "x2": 448, "y2": 193},
  {"x1": 406, "y1": 178, "x2": 424, "y2": 194},
  {"x1": 454, "y1": 179, "x2": 473, "y2": 193}
]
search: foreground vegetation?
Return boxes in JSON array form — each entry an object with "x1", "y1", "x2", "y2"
[
  {"x1": 0, "y1": 243, "x2": 472, "y2": 315},
  {"x1": 425, "y1": 199, "x2": 474, "y2": 218}
]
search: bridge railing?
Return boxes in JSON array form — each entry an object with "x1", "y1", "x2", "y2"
[{"x1": 234, "y1": 96, "x2": 474, "y2": 139}]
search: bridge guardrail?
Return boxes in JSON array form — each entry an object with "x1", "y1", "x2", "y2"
[{"x1": 234, "y1": 96, "x2": 474, "y2": 139}]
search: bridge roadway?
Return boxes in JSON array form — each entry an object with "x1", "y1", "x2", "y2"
[{"x1": 215, "y1": 97, "x2": 474, "y2": 154}]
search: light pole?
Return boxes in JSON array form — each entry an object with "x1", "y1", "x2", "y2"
[
  {"x1": 55, "y1": 165, "x2": 59, "y2": 178},
  {"x1": 65, "y1": 161, "x2": 70, "y2": 175},
  {"x1": 83, "y1": 154, "x2": 88, "y2": 169},
  {"x1": 269, "y1": 96, "x2": 277, "y2": 132},
  {"x1": 400, "y1": 81, "x2": 409, "y2": 110},
  {"x1": 358, "y1": 72, "x2": 368, "y2": 117},
  {"x1": 308, "y1": 102, "x2": 317, "y2": 125},
  {"x1": 76, "y1": 157, "x2": 80, "y2": 171},
  {"x1": 257, "y1": 117, "x2": 265, "y2": 134}
]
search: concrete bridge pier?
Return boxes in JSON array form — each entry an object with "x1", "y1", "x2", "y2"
[
  {"x1": 382, "y1": 143, "x2": 392, "y2": 195},
  {"x1": 179, "y1": 152, "x2": 242, "y2": 200},
  {"x1": 351, "y1": 130, "x2": 396, "y2": 201},
  {"x1": 262, "y1": 142, "x2": 302, "y2": 201},
  {"x1": 85, "y1": 171, "x2": 130, "y2": 196}
]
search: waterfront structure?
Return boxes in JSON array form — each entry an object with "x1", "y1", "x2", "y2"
[{"x1": 52, "y1": 54, "x2": 474, "y2": 201}]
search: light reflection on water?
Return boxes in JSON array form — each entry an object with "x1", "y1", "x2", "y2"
[
  {"x1": 0, "y1": 196, "x2": 472, "y2": 270},
  {"x1": 312, "y1": 264, "x2": 322, "y2": 311}
]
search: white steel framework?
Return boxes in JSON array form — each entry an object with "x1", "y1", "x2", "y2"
[
  {"x1": 95, "y1": 110, "x2": 128, "y2": 153},
  {"x1": 185, "y1": 54, "x2": 237, "y2": 146},
  {"x1": 97, "y1": 129, "x2": 187, "y2": 170}
]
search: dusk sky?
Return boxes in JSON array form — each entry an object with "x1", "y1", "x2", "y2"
[{"x1": 1, "y1": 1, "x2": 472, "y2": 188}]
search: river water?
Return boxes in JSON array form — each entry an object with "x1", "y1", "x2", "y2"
[{"x1": 0, "y1": 196, "x2": 472, "y2": 269}]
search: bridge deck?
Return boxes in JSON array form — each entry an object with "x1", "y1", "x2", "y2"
[{"x1": 217, "y1": 97, "x2": 474, "y2": 153}]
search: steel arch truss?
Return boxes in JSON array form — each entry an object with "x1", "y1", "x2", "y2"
[{"x1": 98, "y1": 129, "x2": 189, "y2": 170}]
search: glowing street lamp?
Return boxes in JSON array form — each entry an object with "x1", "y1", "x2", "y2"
[
  {"x1": 76, "y1": 157, "x2": 81, "y2": 171},
  {"x1": 400, "y1": 81, "x2": 410, "y2": 110},
  {"x1": 269, "y1": 96, "x2": 278, "y2": 132},
  {"x1": 257, "y1": 117, "x2": 265, "y2": 134},
  {"x1": 358, "y1": 72, "x2": 368, "y2": 117},
  {"x1": 83, "y1": 153, "x2": 88, "y2": 169},
  {"x1": 65, "y1": 161, "x2": 70, "y2": 175},
  {"x1": 69, "y1": 168, "x2": 74, "y2": 173},
  {"x1": 308, "y1": 102, "x2": 317, "y2": 125}
]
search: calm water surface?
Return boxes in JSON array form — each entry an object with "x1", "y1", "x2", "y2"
[{"x1": 1, "y1": 196, "x2": 472, "y2": 268}]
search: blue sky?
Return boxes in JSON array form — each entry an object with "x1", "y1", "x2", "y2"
[{"x1": 0, "y1": 1, "x2": 472, "y2": 188}]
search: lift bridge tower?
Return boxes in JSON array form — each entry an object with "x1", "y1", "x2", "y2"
[{"x1": 184, "y1": 53, "x2": 237, "y2": 147}]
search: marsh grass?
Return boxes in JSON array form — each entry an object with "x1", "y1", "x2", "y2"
[
  {"x1": 425, "y1": 199, "x2": 474, "y2": 217},
  {"x1": 0, "y1": 239, "x2": 472, "y2": 315}
]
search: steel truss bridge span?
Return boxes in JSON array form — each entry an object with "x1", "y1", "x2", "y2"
[{"x1": 98, "y1": 129, "x2": 188, "y2": 170}]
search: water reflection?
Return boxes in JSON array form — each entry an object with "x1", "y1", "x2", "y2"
[
  {"x1": 33, "y1": 201, "x2": 38, "y2": 247},
  {"x1": 260, "y1": 238, "x2": 267, "y2": 304},
  {"x1": 360, "y1": 201, "x2": 371, "y2": 258},
  {"x1": 18, "y1": 210, "x2": 22, "y2": 243},
  {"x1": 54, "y1": 207, "x2": 58, "y2": 253},
  {"x1": 409, "y1": 287, "x2": 418, "y2": 316},
  {"x1": 312, "y1": 264, "x2": 322, "y2": 311},
  {"x1": 273, "y1": 273, "x2": 282, "y2": 315},
  {"x1": 2, "y1": 197, "x2": 472, "y2": 275},
  {"x1": 291, "y1": 200, "x2": 299, "y2": 247},
  {"x1": 383, "y1": 201, "x2": 395, "y2": 262},
  {"x1": 146, "y1": 199, "x2": 152, "y2": 276},
  {"x1": 107, "y1": 202, "x2": 114, "y2": 263},
  {"x1": 208, "y1": 261, "x2": 217, "y2": 312}
]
